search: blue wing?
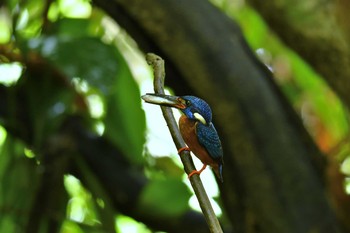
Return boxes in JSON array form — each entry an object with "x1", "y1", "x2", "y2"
[{"x1": 196, "y1": 122, "x2": 223, "y2": 162}]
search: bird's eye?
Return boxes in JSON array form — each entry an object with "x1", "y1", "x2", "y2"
[{"x1": 185, "y1": 100, "x2": 191, "y2": 106}]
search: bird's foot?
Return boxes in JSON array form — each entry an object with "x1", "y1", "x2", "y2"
[
  {"x1": 178, "y1": 146, "x2": 190, "y2": 155},
  {"x1": 188, "y1": 164, "x2": 207, "y2": 179}
]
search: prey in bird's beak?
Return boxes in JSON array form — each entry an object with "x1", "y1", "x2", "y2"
[{"x1": 141, "y1": 93, "x2": 187, "y2": 109}]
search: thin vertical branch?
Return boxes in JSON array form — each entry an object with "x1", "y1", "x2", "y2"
[{"x1": 145, "y1": 53, "x2": 223, "y2": 233}]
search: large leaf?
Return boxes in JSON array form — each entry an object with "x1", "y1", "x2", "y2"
[
  {"x1": 103, "y1": 51, "x2": 146, "y2": 164},
  {"x1": 0, "y1": 137, "x2": 40, "y2": 232},
  {"x1": 137, "y1": 178, "x2": 191, "y2": 218},
  {"x1": 27, "y1": 36, "x2": 117, "y2": 94},
  {"x1": 51, "y1": 16, "x2": 105, "y2": 39}
]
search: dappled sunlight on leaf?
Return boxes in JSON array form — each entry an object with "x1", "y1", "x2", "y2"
[
  {"x1": 0, "y1": 62, "x2": 23, "y2": 86},
  {"x1": 57, "y1": 0, "x2": 91, "y2": 18},
  {"x1": 64, "y1": 175, "x2": 100, "y2": 225},
  {"x1": 115, "y1": 215, "x2": 152, "y2": 233}
]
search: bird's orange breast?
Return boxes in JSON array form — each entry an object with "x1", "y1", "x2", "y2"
[{"x1": 179, "y1": 115, "x2": 216, "y2": 167}]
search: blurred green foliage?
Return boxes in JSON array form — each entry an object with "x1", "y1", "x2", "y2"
[{"x1": 0, "y1": 0, "x2": 148, "y2": 232}]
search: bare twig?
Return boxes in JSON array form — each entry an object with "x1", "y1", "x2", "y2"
[{"x1": 145, "y1": 53, "x2": 223, "y2": 233}]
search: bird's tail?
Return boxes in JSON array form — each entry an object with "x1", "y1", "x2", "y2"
[{"x1": 213, "y1": 163, "x2": 223, "y2": 183}]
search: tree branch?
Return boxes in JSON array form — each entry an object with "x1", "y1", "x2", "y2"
[{"x1": 145, "y1": 53, "x2": 223, "y2": 233}]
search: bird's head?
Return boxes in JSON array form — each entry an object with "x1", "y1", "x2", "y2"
[{"x1": 142, "y1": 94, "x2": 212, "y2": 125}]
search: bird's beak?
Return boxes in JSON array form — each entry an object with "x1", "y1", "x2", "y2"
[{"x1": 141, "y1": 93, "x2": 186, "y2": 109}]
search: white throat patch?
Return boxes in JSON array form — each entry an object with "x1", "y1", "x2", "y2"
[{"x1": 194, "y1": 112, "x2": 207, "y2": 125}]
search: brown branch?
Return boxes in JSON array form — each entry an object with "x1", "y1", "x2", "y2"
[{"x1": 145, "y1": 53, "x2": 223, "y2": 233}]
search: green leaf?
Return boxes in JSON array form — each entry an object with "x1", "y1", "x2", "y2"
[
  {"x1": 61, "y1": 220, "x2": 109, "y2": 233},
  {"x1": 52, "y1": 18, "x2": 93, "y2": 38},
  {"x1": 103, "y1": 52, "x2": 146, "y2": 164},
  {"x1": 146, "y1": 156, "x2": 184, "y2": 178},
  {"x1": 15, "y1": 0, "x2": 46, "y2": 38},
  {"x1": 0, "y1": 137, "x2": 40, "y2": 232},
  {"x1": 137, "y1": 179, "x2": 191, "y2": 218},
  {"x1": 50, "y1": 15, "x2": 105, "y2": 38},
  {"x1": 27, "y1": 36, "x2": 118, "y2": 94}
]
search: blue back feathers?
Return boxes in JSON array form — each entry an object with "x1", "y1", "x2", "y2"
[{"x1": 196, "y1": 123, "x2": 223, "y2": 163}]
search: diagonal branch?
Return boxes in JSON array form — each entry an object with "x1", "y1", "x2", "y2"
[{"x1": 145, "y1": 53, "x2": 223, "y2": 233}]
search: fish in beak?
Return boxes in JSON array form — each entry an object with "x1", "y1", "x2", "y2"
[{"x1": 141, "y1": 93, "x2": 187, "y2": 109}]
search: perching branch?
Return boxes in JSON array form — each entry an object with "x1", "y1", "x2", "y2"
[{"x1": 145, "y1": 53, "x2": 223, "y2": 233}]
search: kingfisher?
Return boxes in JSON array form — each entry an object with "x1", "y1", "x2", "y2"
[{"x1": 141, "y1": 93, "x2": 224, "y2": 182}]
